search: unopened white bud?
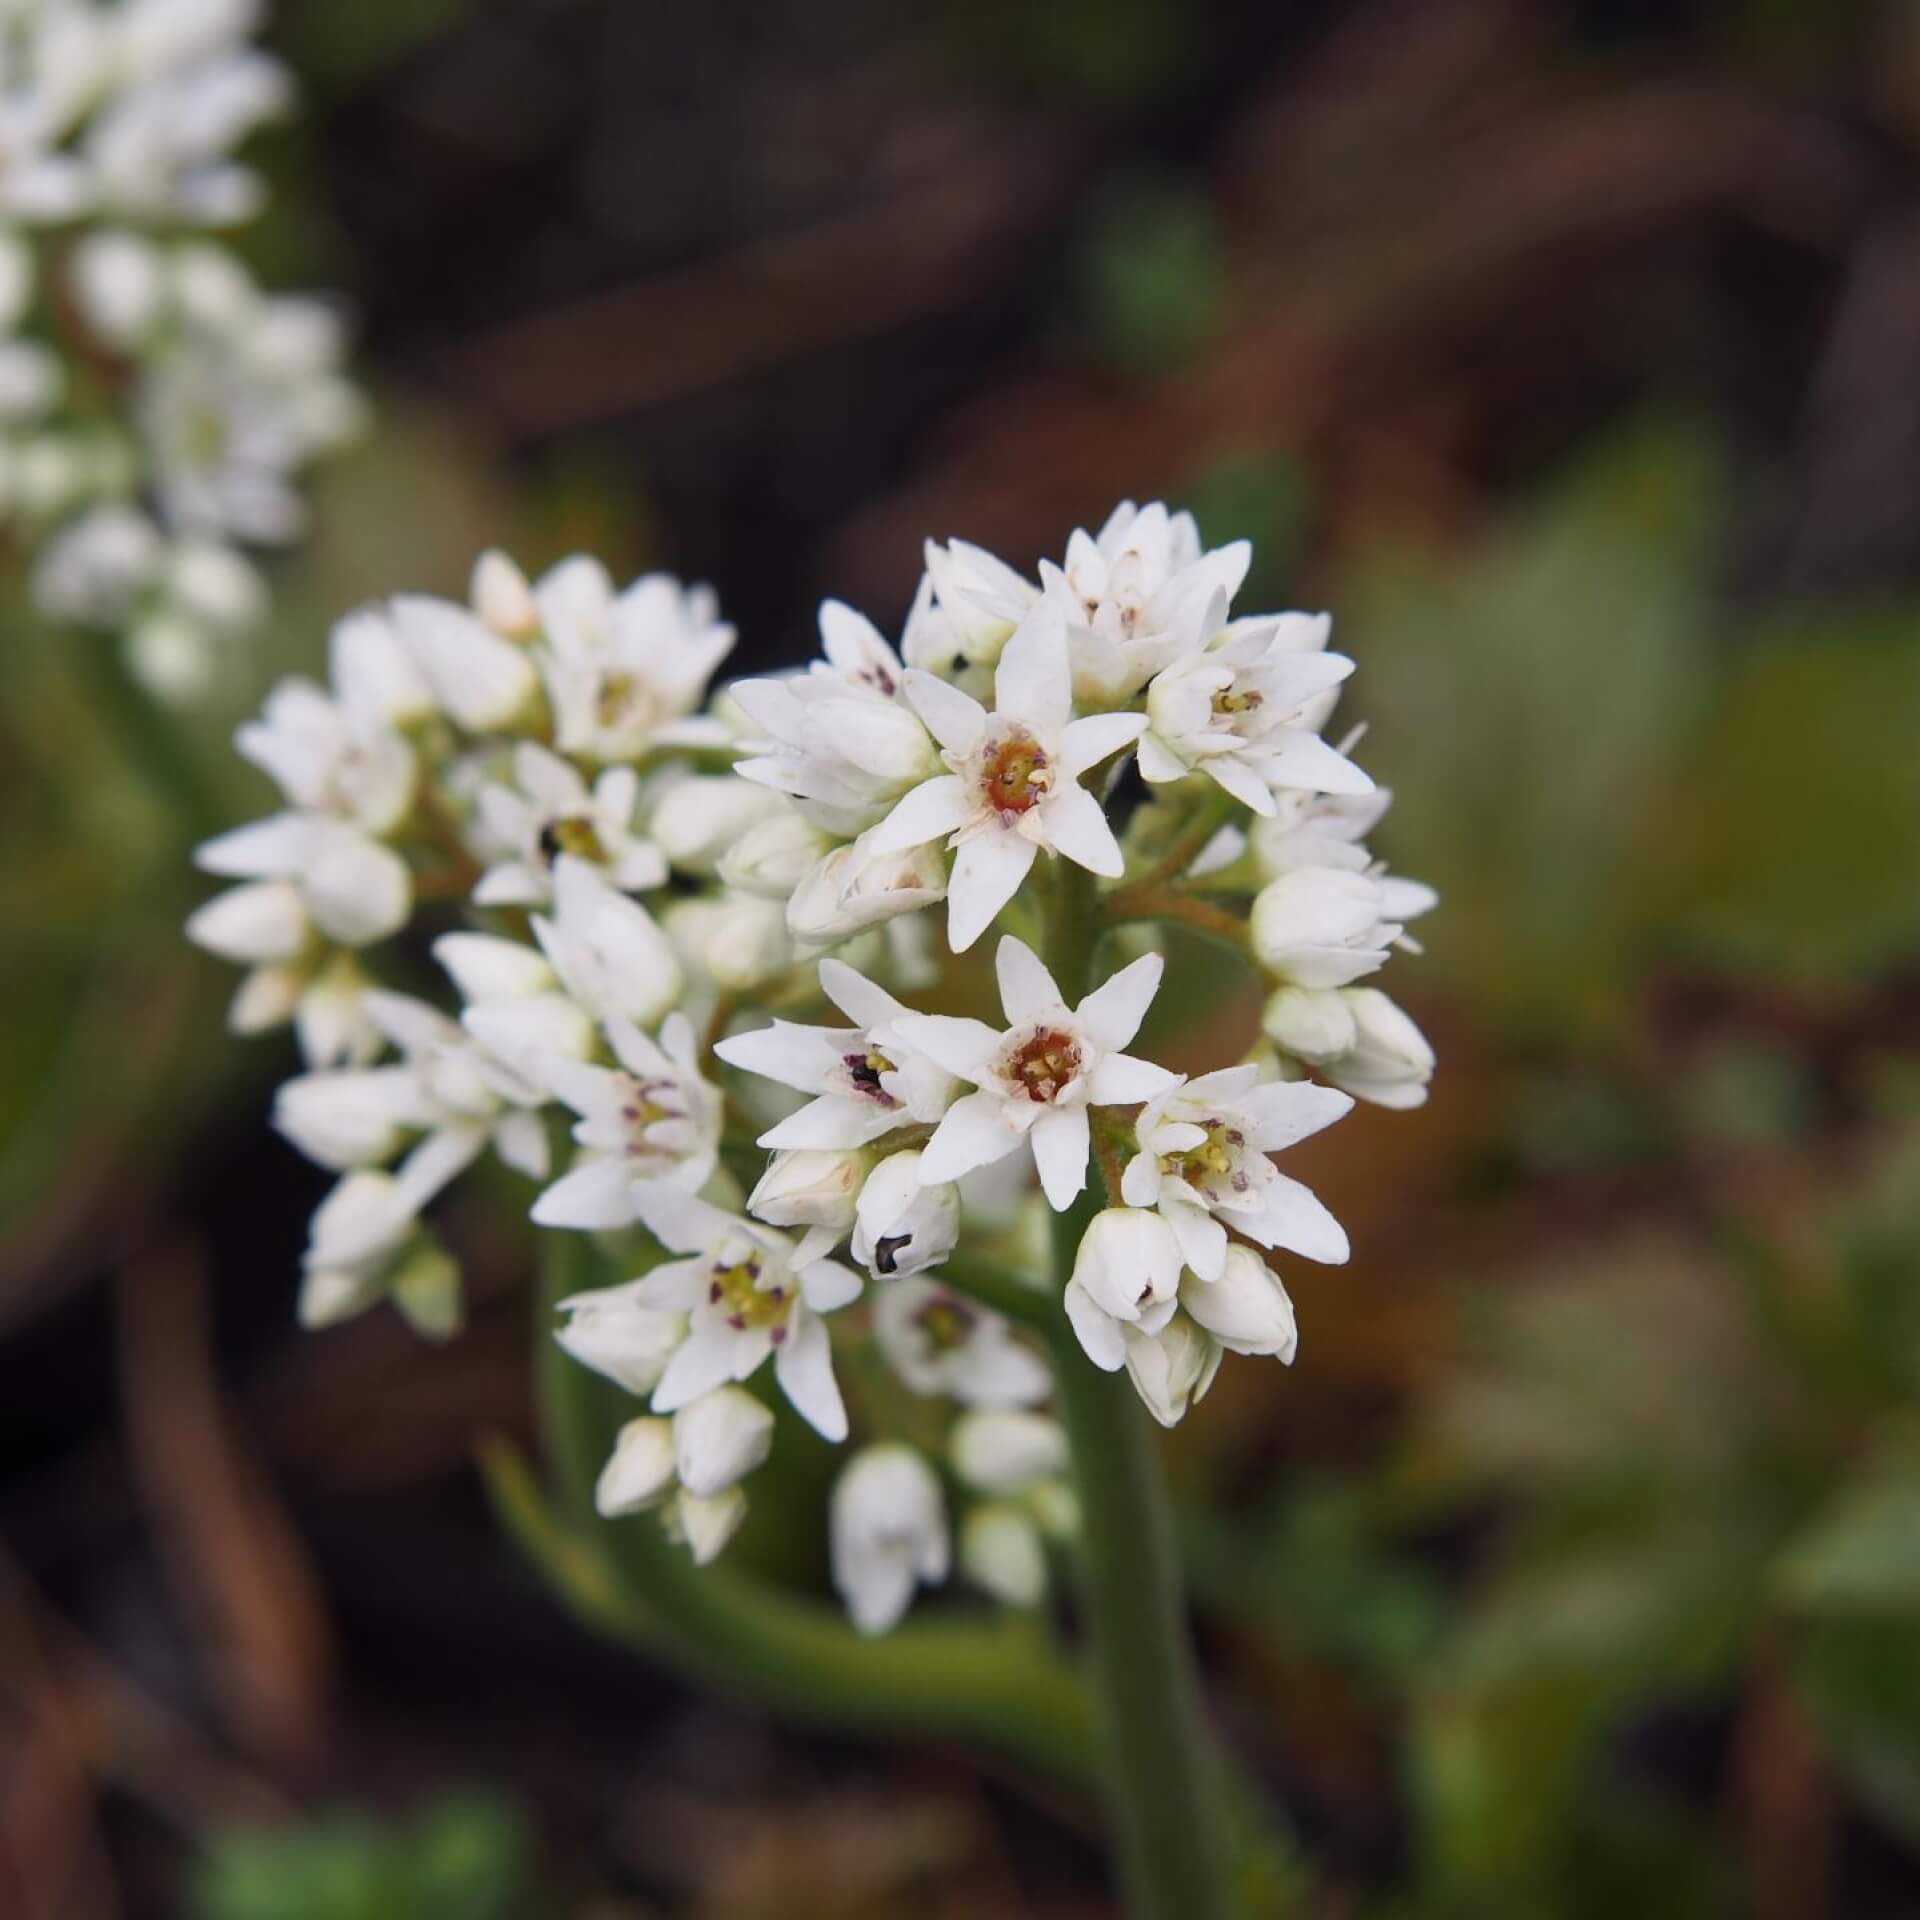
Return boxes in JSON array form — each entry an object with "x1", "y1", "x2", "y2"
[
  {"x1": 671, "y1": 1386, "x2": 774, "y2": 1499},
  {"x1": 830, "y1": 1444, "x2": 949, "y2": 1636},
  {"x1": 595, "y1": 1417, "x2": 676, "y2": 1516},
  {"x1": 470, "y1": 549, "x2": 539, "y2": 639},
  {"x1": 718, "y1": 811, "x2": 833, "y2": 899},
  {"x1": 785, "y1": 839, "x2": 946, "y2": 944},
  {"x1": 652, "y1": 776, "x2": 785, "y2": 875},
  {"x1": 851, "y1": 1150, "x2": 959, "y2": 1278},
  {"x1": 187, "y1": 879, "x2": 311, "y2": 964},
  {"x1": 1121, "y1": 1313, "x2": 1221, "y2": 1428},
  {"x1": 961, "y1": 1504, "x2": 1047, "y2": 1607},
  {"x1": 1180, "y1": 1244, "x2": 1298, "y2": 1360},
  {"x1": 668, "y1": 1486, "x2": 748, "y2": 1565},
  {"x1": 748, "y1": 1148, "x2": 873, "y2": 1234},
  {"x1": 950, "y1": 1409, "x2": 1069, "y2": 1494},
  {"x1": 664, "y1": 894, "x2": 792, "y2": 991}
]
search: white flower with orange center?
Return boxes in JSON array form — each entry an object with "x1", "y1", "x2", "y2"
[
  {"x1": 862, "y1": 606, "x2": 1145, "y2": 952},
  {"x1": 891, "y1": 935, "x2": 1175, "y2": 1211}
]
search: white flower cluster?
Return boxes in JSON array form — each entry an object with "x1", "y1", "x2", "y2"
[
  {"x1": 189, "y1": 500, "x2": 1437, "y2": 1633},
  {"x1": 0, "y1": 0, "x2": 361, "y2": 697}
]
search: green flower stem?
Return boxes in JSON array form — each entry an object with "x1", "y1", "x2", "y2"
[
  {"x1": 503, "y1": 1230, "x2": 1097, "y2": 1789},
  {"x1": 1044, "y1": 859, "x2": 1233, "y2": 1920}
]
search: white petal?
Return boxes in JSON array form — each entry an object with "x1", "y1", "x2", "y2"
[
  {"x1": 531, "y1": 1157, "x2": 638, "y2": 1229},
  {"x1": 1167, "y1": 1201, "x2": 1228, "y2": 1282},
  {"x1": 1029, "y1": 1106, "x2": 1090, "y2": 1211},
  {"x1": 918, "y1": 1089, "x2": 1021, "y2": 1184},
  {"x1": 1061, "y1": 711, "x2": 1148, "y2": 778},
  {"x1": 902, "y1": 669, "x2": 988, "y2": 754},
  {"x1": 1087, "y1": 1053, "x2": 1179, "y2": 1104},
  {"x1": 816, "y1": 958, "x2": 906, "y2": 1031},
  {"x1": 631, "y1": 1184, "x2": 739, "y2": 1255},
  {"x1": 775, "y1": 1311, "x2": 847, "y2": 1441},
  {"x1": 1063, "y1": 1280, "x2": 1126, "y2": 1370},
  {"x1": 652, "y1": 1333, "x2": 744, "y2": 1414},
  {"x1": 947, "y1": 830, "x2": 1036, "y2": 952},
  {"x1": 798, "y1": 1259, "x2": 864, "y2": 1312},
  {"x1": 1040, "y1": 782, "x2": 1125, "y2": 878},
  {"x1": 994, "y1": 936, "x2": 1063, "y2": 1026},
  {"x1": 1075, "y1": 950, "x2": 1164, "y2": 1051},
  {"x1": 1240, "y1": 1172, "x2": 1350, "y2": 1265},
  {"x1": 863, "y1": 774, "x2": 969, "y2": 855},
  {"x1": 991, "y1": 606, "x2": 1071, "y2": 737},
  {"x1": 889, "y1": 1013, "x2": 1001, "y2": 1083}
]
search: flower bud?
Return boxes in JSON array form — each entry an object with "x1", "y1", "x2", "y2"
[
  {"x1": 718, "y1": 811, "x2": 834, "y2": 899},
  {"x1": 470, "y1": 549, "x2": 539, "y2": 639},
  {"x1": 595, "y1": 1417, "x2": 676, "y2": 1516},
  {"x1": 273, "y1": 1067, "x2": 421, "y2": 1170},
  {"x1": 70, "y1": 230, "x2": 164, "y2": 345},
  {"x1": 961, "y1": 1504, "x2": 1047, "y2": 1607},
  {"x1": 433, "y1": 932, "x2": 557, "y2": 1004},
  {"x1": 187, "y1": 879, "x2": 311, "y2": 964},
  {"x1": 669, "y1": 1486, "x2": 749, "y2": 1565},
  {"x1": 665, "y1": 894, "x2": 793, "y2": 991},
  {"x1": 749, "y1": 1148, "x2": 873, "y2": 1233},
  {"x1": 1250, "y1": 868, "x2": 1392, "y2": 988},
  {"x1": 1069, "y1": 1208, "x2": 1183, "y2": 1325},
  {"x1": 671, "y1": 1386, "x2": 775, "y2": 1499},
  {"x1": 785, "y1": 839, "x2": 946, "y2": 944},
  {"x1": 304, "y1": 830, "x2": 412, "y2": 947},
  {"x1": 850, "y1": 1150, "x2": 960, "y2": 1278},
  {"x1": 1261, "y1": 984, "x2": 1359, "y2": 1061},
  {"x1": 1121, "y1": 1313, "x2": 1221, "y2": 1428},
  {"x1": 950, "y1": 1409, "x2": 1069, "y2": 1494},
  {"x1": 1328, "y1": 988, "x2": 1435, "y2": 1110},
  {"x1": 1180, "y1": 1244, "x2": 1298, "y2": 1360},
  {"x1": 831, "y1": 1444, "x2": 950, "y2": 1636},
  {"x1": 652, "y1": 776, "x2": 785, "y2": 874},
  {"x1": 391, "y1": 593, "x2": 540, "y2": 732}
]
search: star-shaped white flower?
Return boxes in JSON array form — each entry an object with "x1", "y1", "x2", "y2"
[
  {"x1": 1119, "y1": 1063, "x2": 1352, "y2": 1278},
  {"x1": 533, "y1": 556, "x2": 734, "y2": 763},
  {"x1": 469, "y1": 742, "x2": 665, "y2": 906},
  {"x1": 1039, "y1": 500, "x2": 1252, "y2": 705},
  {"x1": 892, "y1": 936, "x2": 1176, "y2": 1210},
  {"x1": 531, "y1": 1011, "x2": 721, "y2": 1227},
  {"x1": 1138, "y1": 614, "x2": 1372, "y2": 813},
  {"x1": 863, "y1": 607, "x2": 1145, "y2": 952},
  {"x1": 731, "y1": 599, "x2": 941, "y2": 838},
  {"x1": 713, "y1": 957, "x2": 956, "y2": 1149},
  {"x1": 872, "y1": 1274, "x2": 1052, "y2": 1409},
  {"x1": 615, "y1": 1186, "x2": 864, "y2": 1442}
]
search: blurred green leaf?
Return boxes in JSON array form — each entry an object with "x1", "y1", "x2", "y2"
[
  {"x1": 1339, "y1": 419, "x2": 1721, "y2": 1040},
  {"x1": 1073, "y1": 172, "x2": 1227, "y2": 378},
  {"x1": 1797, "y1": 1619, "x2": 1920, "y2": 1848},
  {"x1": 1777, "y1": 1430, "x2": 1920, "y2": 1613},
  {"x1": 189, "y1": 1793, "x2": 536, "y2": 1920},
  {"x1": 1631, "y1": 605, "x2": 1920, "y2": 990}
]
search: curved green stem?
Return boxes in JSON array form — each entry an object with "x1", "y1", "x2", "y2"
[
  {"x1": 498, "y1": 1229, "x2": 1096, "y2": 1789},
  {"x1": 1043, "y1": 859, "x2": 1234, "y2": 1919}
]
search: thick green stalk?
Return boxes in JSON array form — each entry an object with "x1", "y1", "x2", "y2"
[
  {"x1": 1044, "y1": 861, "x2": 1232, "y2": 1920},
  {"x1": 511, "y1": 1230, "x2": 1095, "y2": 1789}
]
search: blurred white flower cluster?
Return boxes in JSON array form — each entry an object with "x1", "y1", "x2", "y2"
[
  {"x1": 188, "y1": 499, "x2": 1436, "y2": 1633},
  {"x1": 0, "y1": 0, "x2": 361, "y2": 697}
]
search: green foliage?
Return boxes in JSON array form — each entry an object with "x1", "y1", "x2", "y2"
[
  {"x1": 1072, "y1": 173, "x2": 1228, "y2": 378},
  {"x1": 1634, "y1": 607, "x2": 1920, "y2": 989},
  {"x1": 1339, "y1": 421, "x2": 1723, "y2": 1041},
  {"x1": 188, "y1": 1792, "x2": 538, "y2": 1920},
  {"x1": 1341, "y1": 419, "x2": 1920, "y2": 1047}
]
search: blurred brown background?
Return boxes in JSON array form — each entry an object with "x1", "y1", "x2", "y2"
[{"x1": 8, "y1": 0, "x2": 1920, "y2": 1913}]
